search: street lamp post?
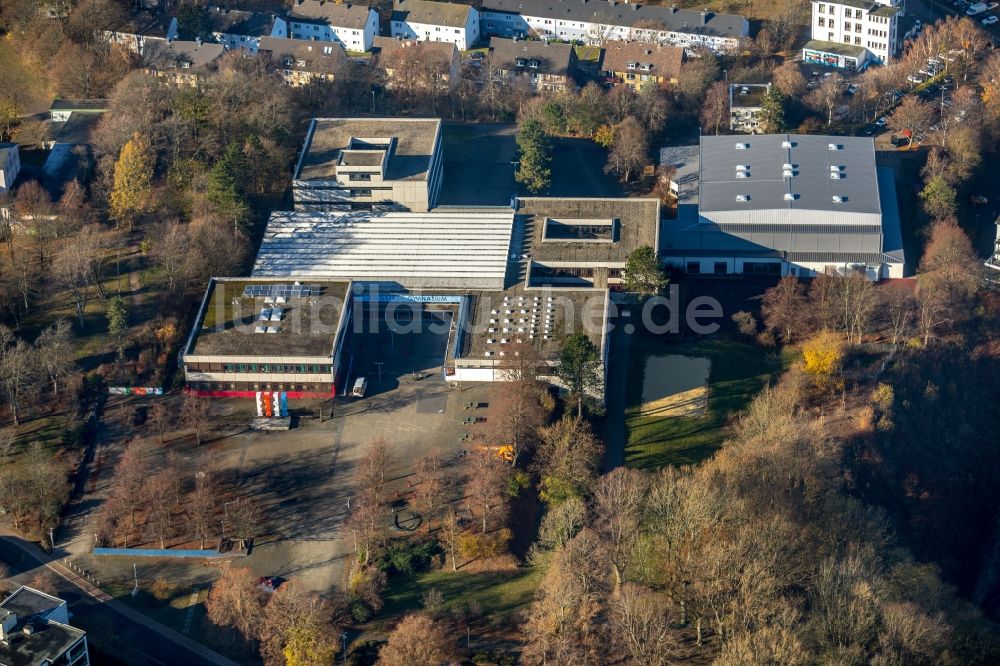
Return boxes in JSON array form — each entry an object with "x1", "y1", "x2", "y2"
[
  {"x1": 49, "y1": 528, "x2": 55, "y2": 552},
  {"x1": 342, "y1": 632, "x2": 348, "y2": 665}
]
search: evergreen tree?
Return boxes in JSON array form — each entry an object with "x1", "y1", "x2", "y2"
[
  {"x1": 556, "y1": 332, "x2": 602, "y2": 418},
  {"x1": 515, "y1": 118, "x2": 552, "y2": 194},
  {"x1": 208, "y1": 142, "x2": 251, "y2": 234},
  {"x1": 623, "y1": 245, "x2": 667, "y2": 297},
  {"x1": 758, "y1": 84, "x2": 786, "y2": 134}
]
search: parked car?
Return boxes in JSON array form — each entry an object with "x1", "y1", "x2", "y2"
[
  {"x1": 967, "y1": 2, "x2": 989, "y2": 15},
  {"x1": 876, "y1": 116, "x2": 888, "y2": 126},
  {"x1": 971, "y1": 194, "x2": 990, "y2": 205},
  {"x1": 983, "y1": 15, "x2": 999, "y2": 25}
]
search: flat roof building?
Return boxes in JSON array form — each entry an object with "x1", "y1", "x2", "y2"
[
  {"x1": 661, "y1": 133, "x2": 904, "y2": 279},
  {"x1": 293, "y1": 118, "x2": 444, "y2": 212},
  {"x1": 516, "y1": 197, "x2": 660, "y2": 290},
  {"x1": 182, "y1": 278, "x2": 352, "y2": 397},
  {"x1": 0, "y1": 586, "x2": 89, "y2": 666}
]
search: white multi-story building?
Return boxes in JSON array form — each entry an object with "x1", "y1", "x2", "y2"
[
  {"x1": 480, "y1": 0, "x2": 749, "y2": 53},
  {"x1": 804, "y1": 0, "x2": 902, "y2": 70},
  {"x1": 391, "y1": 0, "x2": 480, "y2": 51},
  {"x1": 288, "y1": 0, "x2": 379, "y2": 52}
]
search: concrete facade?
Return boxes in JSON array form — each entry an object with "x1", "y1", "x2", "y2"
[{"x1": 293, "y1": 118, "x2": 444, "y2": 212}]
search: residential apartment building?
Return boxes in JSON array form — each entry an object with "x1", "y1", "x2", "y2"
[
  {"x1": 729, "y1": 83, "x2": 771, "y2": 133},
  {"x1": 0, "y1": 586, "x2": 89, "y2": 666},
  {"x1": 103, "y1": 14, "x2": 179, "y2": 56},
  {"x1": 391, "y1": 0, "x2": 480, "y2": 51},
  {"x1": 373, "y1": 37, "x2": 461, "y2": 91},
  {"x1": 489, "y1": 37, "x2": 578, "y2": 93},
  {"x1": 292, "y1": 118, "x2": 444, "y2": 212},
  {"x1": 600, "y1": 42, "x2": 684, "y2": 90},
  {"x1": 480, "y1": 0, "x2": 748, "y2": 53},
  {"x1": 205, "y1": 6, "x2": 288, "y2": 53},
  {"x1": 258, "y1": 37, "x2": 346, "y2": 86},
  {"x1": 288, "y1": 0, "x2": 379, "y2": 52},
  {"x1": 805, "y1": 0, "x2": 901, "y2": 69},
  {"x1": 0, "y1": 144, "x2": 20, "y2": 196},
  {"x1": 143, "y1": 39, "x2": 226, "y2": 86}
]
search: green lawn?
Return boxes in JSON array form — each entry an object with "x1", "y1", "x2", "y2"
[
  {"x1": 625, "y1": 336, "x2": 793, "y2": 469},
  {"x1": 381, "y1": 567, "x2": 540, "y2": 623}
]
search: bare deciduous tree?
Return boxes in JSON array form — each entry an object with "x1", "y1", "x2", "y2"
[
  {"x1": 206, "y1": 565, "x2": 265, "y2": 640},
  {"x1": 34, "y1": 320, "x2": 75, "y2": 397},
  {"x1": 465, "y1": 447, "x2": 511, "y2": 534},
  {"x1": 762, "y1": 276, "x2": 807, "y2": 343},
  {"x1": 225, "y1": 497, "x2": 261, "y2": 552},
  {"x1": 700, "y1": 81, "x2": 730, "y2": 135}
]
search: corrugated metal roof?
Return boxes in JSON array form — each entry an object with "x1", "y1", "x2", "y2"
[{"x1": 253, "y1": 210, "x2": 514, "y2": 290}]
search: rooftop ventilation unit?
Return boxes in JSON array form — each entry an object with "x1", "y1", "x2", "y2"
[
  {"x1": 829, "y1": 143, "x2": 841, "y2": 151},
  {"x1": 830, "y1": 164, "x2": 843, "y2": 171},
  {"x1": 735, "y1": 194, "x2": 750, "y2": 202},
  {"x1": 736, "y1": 164, "x2": 748, "y2": 171},
  {"x1": 830, "y1": 172, "x2": 843, "y2": 179},
  {"x1": 736, "y1": 171, "x2": 749, "y2": 179},
  {"x1": 784, "y1": 193, "x2": 796, "y2": 201},
  {"x1": 782, "y1": 163, "x2": 794, "y2": 170},
  {"x1": 735, "y1": 142, "x2": 748, "y2": 150},
  {"x1": 781, "y1": 140, "x2": 793, "y2": 148},
  {"x1": 832, "y1": 195, "x2": 845, "y2": 203},
  {"x1": 783, "y1": 169, "x2": 794, "y2": 179}
]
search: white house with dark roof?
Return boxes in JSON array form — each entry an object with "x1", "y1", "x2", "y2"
[
  {"x1": 204, "y1": 6, "x2": 288, "y2": 53},
  {"x1": 391, "y1": 0, "x2": 480, "y2": 51},
  {"x1": 806, "y1": 0, "x2": 902, "y2": 68},
  {"x1": 479, "y1": 0, "x2": 748, "y2": 52},
  {"x1": 288, "y1": 0, "x2": 379, "y2": 52},
  {"x1": 661, "y1": 134, "x2": 905, "y2": 280}
]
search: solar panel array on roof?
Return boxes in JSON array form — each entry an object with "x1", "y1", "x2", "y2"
[{"x1": 243, "y1": 284, "x2": 319, "y2": 299}]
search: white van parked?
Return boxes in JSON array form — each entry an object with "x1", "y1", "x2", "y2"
[{"x1": 352, "y1": 377, "x2": 368, "y2": 398}]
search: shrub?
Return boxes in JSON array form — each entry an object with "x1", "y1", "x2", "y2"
[
  {"x1": 150, "y1": 577, "x2": 173, "y2": 601},
  {"x1": 732, "y1": 311, "x2": 758, "y2": 337},
  {"x1": 458, "y1": 529, "x2": 512, "y2": 560},
  {"x1": 375, "y1": 539, "x2": 440, "y2": 577},
  {"x1": 756, "y1": 331, "x2": 777, "y2": 348},
  {"x1": 349, "y1": 600, "x2": 372, "y2": 623}
]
